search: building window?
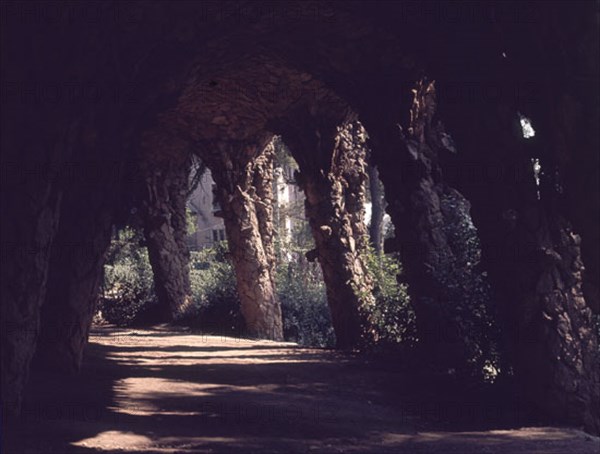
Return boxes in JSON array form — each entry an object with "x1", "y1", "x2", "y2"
[{"x1": 212, "y1": 229, "x2": 226, "y2": 242}]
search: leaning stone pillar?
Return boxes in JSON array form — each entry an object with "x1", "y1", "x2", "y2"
[
  {"x1": 34, "y1": 177, "x2": 114, "y2": 373},
  {"x1": 208, "y1": 140, "x2": 283, "y2": 340},
  {"x1": 1, "y1": 114, "x2": 74, "y2": 415},
  {"x1": 282, "y1": 120, "x2": 377, "y2": 349},
  {"x1": 141, "y1": 154, "x2": 192, "y2": 321}
]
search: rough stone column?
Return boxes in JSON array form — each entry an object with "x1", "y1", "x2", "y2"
[
  {"x1": 209, "y1": 140, "x2": 283, "y2": 341},
  {"x1": 457, "y1": 102, "x2": 600, "y2": 435},
  {"x1": 0, "y1": 112, "x2": 79, "y2": 415},
  {"x1": 141, "y1": 156, "x2": 193, "y2": 321},
  {"x1": 252, "y1": 140, "x2": 277, "y2": 277},
  {"x1": 33, "y1": 171, "x2": 115, "y2": 373},
  {"x1": 284, "y1": 121, "x2": 377, "y2": 349},
  {"x1": 506, "y1": 206, "x2": 600, "y2": 434},
  {"x1": 457, "y1": 141, "x2": 600, "y2": 433},
  {"x1": 0, "y1": 173, "x2": 62, "y2": 417},
  {"x1": 415, "y1": 69, "x2": 599, "y2": 431},
  {"x1": 365, "y1": 80, "x2": 488, "y2": 367}
]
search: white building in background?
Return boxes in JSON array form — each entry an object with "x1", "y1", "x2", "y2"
[
  {"x1": 186, "y1": 169, "x2": 226, "y2": 250},
  {"x1": 186, "y1": 159, "x2": 386, "y2": 251},
  {"x1": 186, "y1": 164, "x2": 304, "y2": 251},
  {"x1": 273, "y1": 163, "x2": 304, "y2": 243},
  {"x1": 364, "y1": 202, "x2": 393, "y2": 234}
]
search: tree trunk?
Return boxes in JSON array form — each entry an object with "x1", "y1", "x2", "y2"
[
  {"x1": 368, "y1": 165, "x2": 386, "y2": 254},
  {"x1": 141, "y1": 158, "x2": 192, "y2": 320},
  {"x1": 209, "y1": 141, "x2": 283, "y2": 341}
]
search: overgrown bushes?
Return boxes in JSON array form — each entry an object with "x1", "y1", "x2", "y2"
[
  {"x1": 362, "y1": 247, "x2": 416, "y2": 347},
  {"x1": 98, "y1": 223, "x2": 458, "y2": 355},
  {"x1": 433, "y1": 191, "x2": 501, "y2": 380},
  {"x1": 277, "y1": 258, "x2": 334, "y2": 347},
  {"x1": 99, "y1": 228, "x2": 158, "y2": 326},
  {"x1": 184, "y1": 242, "x2": 244, "y2": 335}
]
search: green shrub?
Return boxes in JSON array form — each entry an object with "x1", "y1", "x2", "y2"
[
  {"x1": 431, "y1": 191, "x2": 500, "y2": 380},
  {"x1": 277, "y1": 259, "x2": 335, "y2": 348},
  {"x1": 362, "y1": 247, "x2": 417, "y2": 347},
  {"x1": 99, "y1": 228, "x2": 158, "y2": 326},
  {"x1": 185, "y1": 242, "x2": 245, "y2": 335}
]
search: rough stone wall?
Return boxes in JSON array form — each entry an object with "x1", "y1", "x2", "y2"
[{"x1": 510, "y1": 208, "x2": 600, "y2": 433}]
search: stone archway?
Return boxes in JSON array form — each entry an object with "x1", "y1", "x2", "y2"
[{"x1": 1, "y1": 0, "x2": 598, "y2": 435}]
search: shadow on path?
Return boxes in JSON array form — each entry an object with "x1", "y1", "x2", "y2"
[{"x1": 3, "y1": 325, "x2": 598, "y2": 453}]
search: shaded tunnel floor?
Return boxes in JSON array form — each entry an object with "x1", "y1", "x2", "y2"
[{"x1": 4, "y1": 325, "x2": 599, "y2": 453}]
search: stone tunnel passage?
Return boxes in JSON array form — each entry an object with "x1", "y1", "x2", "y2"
[
  {"x1": 4, "y1": 325, "x2": 599, "y2": 454},
  {"x1": 2, "y1": 0, "x2": 600, "y2": 447}
]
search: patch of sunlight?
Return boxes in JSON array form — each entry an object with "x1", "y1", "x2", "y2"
[
  {"x1": 532, "y1": 158, "x2": 542, "y2": 200},
  {"x1": 72, "y1": 430, "x2": 153, "y2": 450},
  {"x1": 380, "y1": 433, "x2": 413, "y2": 444},
  {"x1": 519, "y1": 113, "x2": 536, "y2": 139},
  {"x1": 111, "y1": 377, "x2": 216, "y2": 416},
  {"x1": 482, "y1": 360, "x2": 499, "y2": 383},
  {"x1": 109, "y1": 405, "x2": 203, "y2": 417},
  {"x1": 114, "y1": 377, "x2": 216, "y2": 395},
  {"x1": 488, "y1": 428, "x2": 578, "y2": 440}
]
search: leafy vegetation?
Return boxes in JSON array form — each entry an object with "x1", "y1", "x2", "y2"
[
  {"x1": 277, "y1": 259, "x2": 334, "y2": 347},
  {"x1": 99, "y1": 142, "x2": 499, "y2": 382},
  {"x1": 362, "y1": 247, "x2": 416, "y2": 347},
  {"x1": 99, "y1": 227, "x2": 158, "y2": 326},
  {"x1": 184, "y1": 242, "x2": 245, "y2": 336},
  {"x1": 432, "y1": 191, "x2": 501, "y2": 380}
]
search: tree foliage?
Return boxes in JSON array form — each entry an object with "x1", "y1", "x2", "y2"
[
  {"x1": 99, "y1": 227, "x2": 158, "y2": 325},
  {"x1": 185, "y1": 241, "x2": 245, "y2": 335},
  {"x1": 362, "y1": 247, "x2": 416, "y2": 347}
]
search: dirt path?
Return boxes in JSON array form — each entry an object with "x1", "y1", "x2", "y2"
[{"x1": 4, "y1": 325, "x2": 599, "y2": 453}]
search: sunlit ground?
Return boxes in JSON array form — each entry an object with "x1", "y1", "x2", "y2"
[{"x1": 4, "y1": 326, "x2": 598, "y2": 454}]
